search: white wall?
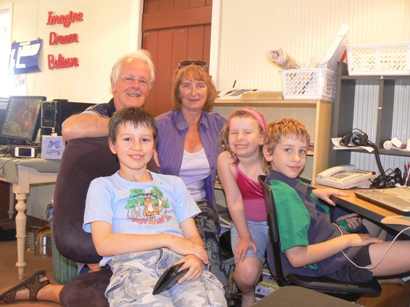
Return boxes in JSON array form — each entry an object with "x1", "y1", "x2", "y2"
[
  {"x1": 216, "y1": 0, "x2": 410, "y2": 91},
  {"x1": 4, "y1": 0, "x2": 409, "y2": 100},
  {"x1": 215, "y1": 0, "x2": 410, "y2": 177},
  {"x1": 213, "y1": 0, "x2": 410, "y2": 179},
  {"x1": 0, "y1": 0, "x2": 143, "y2": 103}
]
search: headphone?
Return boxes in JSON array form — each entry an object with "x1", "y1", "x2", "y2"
[
  {"x1": 340, "y1": 128, "x2": 395, "y2": 189},
  {"x1": 371, "y1": 167, "x2": 403, "y2": 189},
  {"x1": 339, "y1": 128, "x2": 369, "y2": 147}
]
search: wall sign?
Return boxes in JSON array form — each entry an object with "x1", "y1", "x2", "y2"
[
  {"x1": 46, "y1": 11, "x2": 83, "y2": 28},
  {"x1": 9, "y1": 39, "x2": 43, "y2": 74},
  {"x1": 46, "y1": 10, "x2": 83, "y2": 70}
]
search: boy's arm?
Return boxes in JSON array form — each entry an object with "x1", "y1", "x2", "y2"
[
  {"x1": 62, "y1": 113, "x2": 110, "y2": 141},
  {"x1": 90, "y1": 220, "x2": 208, "y2": 263},
  {"x1": 217, "y1": 152, "x2": 257, "y2": 261},
  {"x1": 174, "y1": 217, "x2": 210, "y2": 282},
  {"x1": 312, "y1": 187, "x2": 348, "y2": 206},
  {"x1": 285, "y1": 233, "x2": 384, "y2": 267},
  {"x1": 179, "y1": 217, "x2": 205, "y2": 248},
  {"x1": 312, "y1": 188, "x2": 363, "y2": 231},
  {"x1": 91, "y1": 221, "x2": 175, "y2": 255}
]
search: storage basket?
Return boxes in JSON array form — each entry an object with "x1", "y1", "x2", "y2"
[
  {"x1": 280, "y1": 68, "x2": 335, "y2": 102},
  {"x1": 346, "y1": 42, "x2": 410, "y2": 76}
]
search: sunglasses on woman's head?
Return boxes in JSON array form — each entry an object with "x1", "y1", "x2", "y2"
[{"x1": 178, "y1": 60, "x2": 208, "y2": 69}]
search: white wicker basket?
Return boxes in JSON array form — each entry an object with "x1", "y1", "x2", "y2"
[
  {"x1": 346, "y1": 42, "x2": 410, "y2": 76},
  {"x1": 280, "y1": 68, "x2": 335, "y2": 102}
]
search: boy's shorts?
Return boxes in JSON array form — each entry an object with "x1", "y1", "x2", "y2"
[
  {"x1": 105, "y1": 248, "x2": 226, "y2": 307},
  {"x1": 230, "y1": 220, "x2": 269, "y2": 262},
  {"x1": 327, "y1": 245, "x2": 373, "y2": 283}
]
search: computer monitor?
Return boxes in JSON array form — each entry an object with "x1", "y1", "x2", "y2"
[{"x1": 0, "y1": 96, "x2": 46, "y2": 145}]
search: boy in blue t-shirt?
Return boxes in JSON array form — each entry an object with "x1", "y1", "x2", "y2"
[
  {"x1": 83, "y1": 107, "x2": 226, "y2": 306},
  {"x1": 262, "y1": 118, "x2": 410, "y2": 283}
]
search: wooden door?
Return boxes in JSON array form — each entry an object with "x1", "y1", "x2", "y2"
[{"x1": 142, "y1": 0, "x2": 212, "y2": 116}]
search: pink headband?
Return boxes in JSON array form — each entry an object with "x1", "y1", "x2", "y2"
[{"x1": 231, "y1": 108, "x2": 265, "y2": 131}]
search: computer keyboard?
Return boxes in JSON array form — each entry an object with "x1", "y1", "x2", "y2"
[
  {"x1": 379, "y1": 187, "x2": 410, "y2": 201},
  {"x1": 355, "y1": 187, "x2": 410, "y2": 215}
]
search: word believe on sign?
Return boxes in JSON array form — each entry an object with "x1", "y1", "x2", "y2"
[{"x1": 46, "y1": 11, "x2": 83, "y2": 70}]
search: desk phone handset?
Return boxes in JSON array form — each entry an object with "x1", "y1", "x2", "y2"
[{"x1": 314, "y1": 164, "x2": 376, "y2": 190}]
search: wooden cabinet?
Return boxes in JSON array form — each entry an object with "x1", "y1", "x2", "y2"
[
  {"x1": 330, "y1": 62, "x2": 410, "y2": 169},
  {"x1": 213, "y1": 97, "x2": 333, "y2": 182}
]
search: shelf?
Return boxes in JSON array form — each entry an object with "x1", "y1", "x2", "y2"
[
  {"x1": 214, "y1": 99, "x2": 320, "y2": 108},
  {"x1": 341, "y1": 75, "x2": 410, "y2": 81},
  {"x1": 337, "y1": 63, "x2": 410, "y2": 81},
  {"x1": 331, "y1": 62, "x2": 410, "y2": 168},
  {"x1": 213, "y1": 99, "x2": 332, "y2": 181},
  {"x1": 333, "y1": 147, "x2": 410, "y2": 158}
]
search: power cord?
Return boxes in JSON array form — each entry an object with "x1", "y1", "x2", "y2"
[
  {"x1": 334, "y1": 222, "x2": 410, "y2": 270},
  {"x1": 366, "y1": 141, "x2": 391, "y2": 189}
]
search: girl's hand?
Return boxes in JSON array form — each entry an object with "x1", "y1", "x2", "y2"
[
  {"x1": 175, "y1": 255, "x2": 204, "y2": 283},
  {"x1": 336, "y1": 213, "x2": 363, "y2": 230},
  {"x1": 313, "y1": 187, "x2": 348, "y2": 206},
  {"x1": 167, "y1": 236, "x2": 209, "y2": 264},
  {"x1": 234, "y1": 237, "x2": 257, "y2": 263}
]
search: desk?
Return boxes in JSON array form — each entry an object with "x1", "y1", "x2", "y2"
[
  {"x1": 0, "y1": 157, "x2": 60, "y2": 279},
  {"x1": 326, "y1": 187, "x2": 410, "y2": 235}
]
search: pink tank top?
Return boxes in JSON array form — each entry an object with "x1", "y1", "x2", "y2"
[{"x1": 236, "y1": 166, "x2": 267, "y2": 222}]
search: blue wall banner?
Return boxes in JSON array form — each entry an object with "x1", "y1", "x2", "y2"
[{"x1": 9, "y1": 39, "x2": 43, "y2": 74}]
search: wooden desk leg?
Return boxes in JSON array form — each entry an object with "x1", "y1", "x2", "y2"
[{"x1": 14, "y1": 192, "x2": 27, "y2": 279}]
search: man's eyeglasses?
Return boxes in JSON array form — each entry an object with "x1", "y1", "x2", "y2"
[
  {"x1": 120, "y1": 75, "x2": 150, "y2": 88},
  {"x1": 178, "y1": 60, "x2": 208, "y2": 69}
]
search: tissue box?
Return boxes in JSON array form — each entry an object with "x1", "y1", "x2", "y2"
[{"x1": 41, "y1": 135, "x2": 65, "y2": 159}]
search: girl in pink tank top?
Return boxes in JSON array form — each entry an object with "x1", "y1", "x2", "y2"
[{"x1": 217, "y1": 108, "x2": 268, "y2": 307}]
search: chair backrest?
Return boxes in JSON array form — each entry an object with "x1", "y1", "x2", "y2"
[
  {"x1": 53, "y1": 137, "x2": 120, "y2": 263},
  {"x1": 258, "y1": 175, "x2": 382, "y2": 300},
  {"x1": 258, "y1": 175, "x2": 290, "y2": 286},
  {"x1": 53, "y1": 137, "x2": 160, "y2": 264}
]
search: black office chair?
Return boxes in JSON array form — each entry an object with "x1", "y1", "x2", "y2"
[{"x1": 258, "y1": 175, "x2": 381, "y2": 301}]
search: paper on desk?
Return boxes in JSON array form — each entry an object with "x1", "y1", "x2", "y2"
[
  {"x1": 332, "y1": 138, "x2": 374, "y2": 153},
  {"x1": 381, "y1": 216, "x2": 410, "y2": 226}
]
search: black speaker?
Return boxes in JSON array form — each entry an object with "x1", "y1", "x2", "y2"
[
  {"x1": 41, "y1": 101, "x2": 57, "y2": 128},
  {"x1": 40, "y1": 100, "x2": 95, "y2": 136}
]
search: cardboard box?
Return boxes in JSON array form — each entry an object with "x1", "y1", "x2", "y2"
[{"x1": 41, "y1": 135, "x2": 65, "y2": 159}]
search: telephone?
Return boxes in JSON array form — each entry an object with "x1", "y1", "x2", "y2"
[
  {"x1": 314, "y1": 164, "x2": 376, "y2": 189},
  {"x1": 217, "y1": 88, "x2": 257, "y2": 100}
]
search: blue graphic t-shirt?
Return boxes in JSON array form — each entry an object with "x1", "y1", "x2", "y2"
[{"x1": 83, "y1": 170, "x2": 201, "y2": 265}]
